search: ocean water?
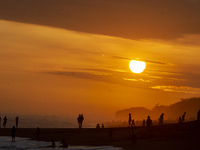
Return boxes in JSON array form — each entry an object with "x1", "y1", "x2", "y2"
[{"x1": 0, "y1": 136, "x2": 122, "y2": 150}]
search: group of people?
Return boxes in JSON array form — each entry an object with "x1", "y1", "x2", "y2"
[
  {"x1": 96, "y1": 123, "x2": 104, "y2": 128},
  {"x1": 0, "y1": 116, "x2": 19, "y2": 128},
  {"x1": 128, "y1": 113, "x2": 135, "y2": 127},
  {"x1": 129, "y1": 110, "x2": 200, "y2": 127}
]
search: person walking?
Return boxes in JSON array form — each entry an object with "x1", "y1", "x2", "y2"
[
  {"x1": 3, "y1": 116, "x2": 7, "y2": 128},
  {"x1": 128, "y1": 113, "x2": 132, "y2": 127}
]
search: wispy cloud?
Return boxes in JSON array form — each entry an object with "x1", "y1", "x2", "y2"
[
  {"x1": 123, "y1": 78, "x2": 152, "y2": 83},
  {"x1": 152, "y1": 85, "x2": 200, "y2": 94}
]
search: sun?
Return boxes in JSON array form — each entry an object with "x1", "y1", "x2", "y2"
[{"x1": 129, "y1": 60, "x2": 146, "y2": 73}]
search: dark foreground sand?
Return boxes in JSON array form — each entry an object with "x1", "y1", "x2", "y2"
[{"x1": 0, "y1": 121, "x2": 200, "y2": 150}]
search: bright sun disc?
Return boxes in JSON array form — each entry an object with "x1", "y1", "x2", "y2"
[{"x1": 129, "y1": 60, "x2": 146, "y2": 73}]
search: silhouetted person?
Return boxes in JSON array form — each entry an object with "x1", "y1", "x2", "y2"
[
  {"x1": 159, "y1": 113, "x2": 164, "y2": 125},
  {"x1": 182, "y1": 112, "x2": 186, "y2": 122},
  {"x1": 60, "y1": 138, "x2": 68, "y2": 148},
  {"x1": 143, "y1": 119, "x2": 145, "y2": 126},
  {"x1": 197, "y1": 109, "x2": 200, "y2": 121},
  {"x1": 96, "y1": 123, "x2": 100, "y2": 128},
  {"x1": 36, "y1": 127, "x2": 41, "y2": 140},
  {"x1": 128, "y1": 113, "x2": 132, "y2": 127},
  {"x1": 132, "y1": 119, "x2": 135, "y2": 126},
  {"x1": 146, "y1": 116, "x2": 152, "y2": 127},
  {"x1": 77, "y1": 114, "x2": 81, "y2": 128},
  {"x1": 3, "y1": 116, "x2": 7, "y2": 128},
  {"x1": 101, "y1": 124, "x2": 104, "y2": 128},
  {"x1": 11, "y1": 126, "x2": 16, "y2": 142},
  {"x1": 80, "y1": 114, "x2": 84, "y2": 128},
  {"x1": 15, "y1": 116, "x2": 19, "y2": 128},
  {"x1": 77, "y1": 114, "x2": 84, "y2": 128}
]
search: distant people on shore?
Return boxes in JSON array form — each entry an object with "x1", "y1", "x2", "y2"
[
  {"x1": 132, "y1": 119, "x2": 135, "y2": 127},
  {"x1": 197, "y1": 109, "x2": 200, "y2": 121},
  {"x1": 15, "y1": 116, "x2": 19, "y2": 128},
  {"x1": 3, "y1": 116, "x2": 7, "y2": 128},
  {"x1": 128, "y1": 113, "x2": 136, "y2": 127},
  {"x1": 77, "y1": 114, "x2": 84, "y2": 128},
  {"x1": 11, "y1": 126, "x2": 16, "y2": 142},
  {"x1": 146, "y1": 116, "x2": 152, "y2": 127},
  {"x1": 159, "y1": 113, "x2": 164, "y2": 125},
  {"x1": 182, "y1": 112, "x2": 186, "y2": 122},
  {"x1": 128, "y1": 113, "x2": 132, "y2": 127},
  {"x1": 36, "y1": 127, "x2": 41, "y2": 140},
  {"x1": 96, "y1": 123, "x2": 104, "y2": 128},
  {"x1": 96, "y1": 123, "x2": 100, "y2": 129}
]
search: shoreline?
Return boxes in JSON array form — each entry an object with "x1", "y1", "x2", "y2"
[{"x1": 0, "y1": 121, "x2": 200, "y2": 150}]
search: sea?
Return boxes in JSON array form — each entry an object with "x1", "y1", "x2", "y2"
[{"x1": 0, "y1": 136, "x2": 122, "y2": 150}]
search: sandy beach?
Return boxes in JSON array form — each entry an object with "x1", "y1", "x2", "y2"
[{"x1": 0, "y1": 120, "x2": 199, "y2": 150}]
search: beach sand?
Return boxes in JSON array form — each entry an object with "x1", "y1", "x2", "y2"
[{"x1": 0, "y1": 121, "x2": 199, "y2": 150}]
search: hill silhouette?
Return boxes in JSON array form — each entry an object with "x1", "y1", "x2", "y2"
[{"x1": 115, "y1": 97, "x2": 200, "y2": 122}]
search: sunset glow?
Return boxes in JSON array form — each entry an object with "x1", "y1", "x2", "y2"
[{"x1": 0, "y1": 0, "x2": 200, "y2": 123}]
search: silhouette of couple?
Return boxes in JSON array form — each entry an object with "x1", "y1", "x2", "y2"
[
  {"x1": 77, "y1": 114, "x2": 84, "y2": 128},
  {"x1": 128, "y1": 113, "x2": 135, "y2": 127}
]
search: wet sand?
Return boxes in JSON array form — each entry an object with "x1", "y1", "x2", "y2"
[{"x1": 0, "y1": 120, "x2": 199, "y2": 150}]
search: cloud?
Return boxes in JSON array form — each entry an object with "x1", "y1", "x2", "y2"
[
  {"x1": 123, "y1": 78, "x2": 152, "y2": 83},
  {"x1": 151, "y1": 85, "x2": 200, "y2": 94},
  {"x1": 45, "y1": 71, "x2": 154, "y2": 90},
  {"x1": 1, "y1": 0, "x2": 200, "y2": 40}
]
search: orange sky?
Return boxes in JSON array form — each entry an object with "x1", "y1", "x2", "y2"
[{"x1": 0, "y1": 0, "x2": 200, "y2": 121}]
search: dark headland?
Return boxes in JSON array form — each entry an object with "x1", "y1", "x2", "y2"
[{"x1": 0, "y1": 120, "x2": 200, "y2": 150}]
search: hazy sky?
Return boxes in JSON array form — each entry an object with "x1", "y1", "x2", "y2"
[{"x1": 0, "y1": 0, "x2": 200, "y2": 121}]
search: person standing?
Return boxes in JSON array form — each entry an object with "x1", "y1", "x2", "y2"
[
  {"x1": 36, "y1": 127, "x2": 41, "y2": 140},
  {"x1": 77, "y1": 114, "x2": 84, "y2": 128},
  {"x1": 146, "y1": 116, "x2": 152, "y2": 127},
  {"x1": 11, "y1": 126, "x2": 16, "y2": 142},
  {"x1": 3, "y1": 116, "x2": 7, "y2": 128},
  {"x1": 159, "y1": 113, "x2": 164, "y2": 125},
  {"x1": 77, "y1": 114, "x2": 81, "y2": 128},
  {"x1": 80, "y1": 114, "x2": 84, "y2": 128},
  {"x1": 128, "y1": 113, "x2": 132, "y2": 127}
]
